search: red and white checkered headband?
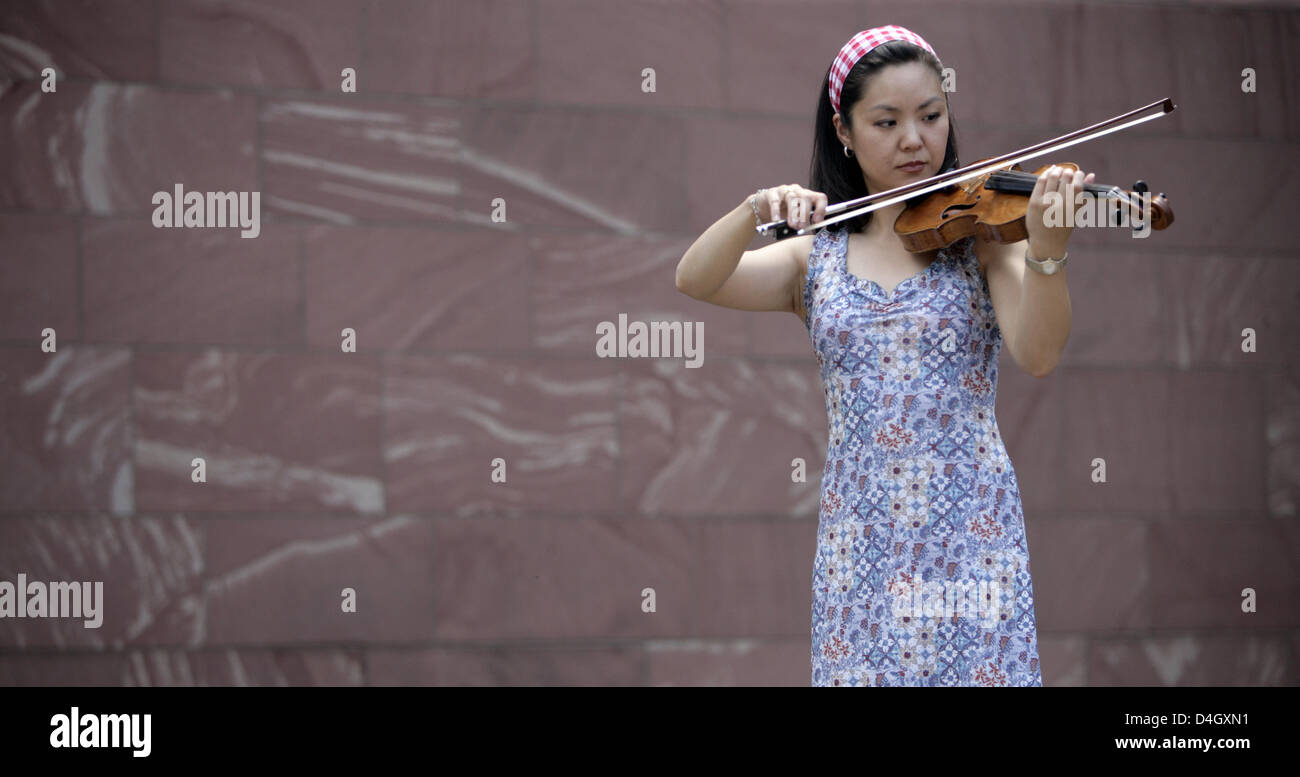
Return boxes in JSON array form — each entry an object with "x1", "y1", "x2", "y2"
[{"x1": 828, "y1": 25, "x2": 940, "y2": 115}]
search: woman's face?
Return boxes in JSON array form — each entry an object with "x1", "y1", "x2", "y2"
[{"x1": 834, "y1": 61, "x2": 949, "y2": 196}]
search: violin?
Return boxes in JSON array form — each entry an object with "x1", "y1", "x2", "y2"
[
  {"x1": 757, "y1": 98, "x2": 1176, "y2": 250},
  {"x1": 891, "y1": 160, "x2": 1173, "y2": 252}
]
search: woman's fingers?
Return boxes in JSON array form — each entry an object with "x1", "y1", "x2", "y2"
[
  {"x1": 765, "y1": 188, "x2": 783, "y2": 224},
  {"x1": 760, "y1": 185, "x2": 828, "y2": 229},
  {"x1": 813, "y1": 192, "x2": 828, "y2": 224},
  {"x1": 789, "y1": 186, "x2": 820, "y2": 229}
]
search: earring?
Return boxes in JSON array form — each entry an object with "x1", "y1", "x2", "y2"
[{"x1": 843, "y1": 145, "x2": 854, "y2": 158}]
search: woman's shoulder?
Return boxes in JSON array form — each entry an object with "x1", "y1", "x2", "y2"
[
  {"x1": 792, "y1": 227, "x2": 849, "y2": 278},
  {"x1": 807, "y1": 225, "x2": 847, "y2": 259},
  {"x1": 784, "y1": 232, "x2": 820, "y2": 274}
]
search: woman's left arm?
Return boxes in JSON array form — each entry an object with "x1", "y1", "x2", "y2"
[{"x1": 978, "y1": 165, "x2": 1094, "y2": 378}]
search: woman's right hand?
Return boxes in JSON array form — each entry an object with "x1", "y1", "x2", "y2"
[{"x1": 755, "y1": 184, "x2": 828, "y2": 231}]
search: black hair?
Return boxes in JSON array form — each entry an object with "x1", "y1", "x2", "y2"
[{"x1": 809, "y1": 39, "x2": 960, "y2": 235}]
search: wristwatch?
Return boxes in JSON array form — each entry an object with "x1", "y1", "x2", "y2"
[{"x1": 1024, "y1": 248, "x2": 1068, "y2": 275}]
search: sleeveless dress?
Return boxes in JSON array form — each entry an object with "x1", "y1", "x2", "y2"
[{"x1": 800, "y1": 227, "x2": 1043, "y2": 687}]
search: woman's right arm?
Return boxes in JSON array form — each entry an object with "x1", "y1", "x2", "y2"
[{"x1": 674, "y1": 187, "x2": 826, "y2": 315}]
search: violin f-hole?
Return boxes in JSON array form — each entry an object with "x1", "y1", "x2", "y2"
[{"x1": 940, "y1": 197, "x2": 980, "y2": 220}]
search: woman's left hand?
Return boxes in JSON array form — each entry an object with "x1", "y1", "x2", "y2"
[{"x1": 1025, "y1": 164, "x2": 1096, "y2": 259}]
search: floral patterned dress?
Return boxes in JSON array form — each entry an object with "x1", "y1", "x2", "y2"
[{"x1": 801, "y1": 227, "x2": 1043, "y2": 686}]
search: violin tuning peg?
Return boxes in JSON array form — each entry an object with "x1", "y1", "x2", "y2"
[{"x1": 1132, "y1": 180, "x2": 1148, "y2": 194}]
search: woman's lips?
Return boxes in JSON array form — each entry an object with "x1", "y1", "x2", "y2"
[{"x1": 898, "y1": 162, "x2": 925, "y2": 172}]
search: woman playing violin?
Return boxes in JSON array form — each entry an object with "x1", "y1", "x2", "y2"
[{"x1": 674, "y1": 25, "x2": 1090, "y2": 686}]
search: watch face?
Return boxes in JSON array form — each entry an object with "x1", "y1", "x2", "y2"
[{"x1": 1025, "y1": 254, "x2": 1063, "y2": 275}]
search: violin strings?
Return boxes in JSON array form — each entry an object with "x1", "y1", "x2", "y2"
[{"x1": 987, "y1": 171, "x2": 1135, "y2": 207}]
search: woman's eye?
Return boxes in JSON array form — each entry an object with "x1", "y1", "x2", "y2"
[{"x1": 876, "y1": 114, "x2": 940, "y2": 127}]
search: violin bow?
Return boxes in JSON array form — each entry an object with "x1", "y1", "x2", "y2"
[{"x1": 756, "y1": 97, "x2": 1176, "y2": 238}]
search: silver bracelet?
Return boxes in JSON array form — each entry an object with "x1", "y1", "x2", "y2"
[
  {"x1": 1024, "y1": 247, "x2": 1068, "y2": 275},
  {"x1": 749, "y1": 189, "x2": 766, "y2": 228}
]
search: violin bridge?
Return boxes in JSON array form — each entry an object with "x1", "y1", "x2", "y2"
[{"x1": 961, "y1": 174, "x2": 987, "y2": 196}]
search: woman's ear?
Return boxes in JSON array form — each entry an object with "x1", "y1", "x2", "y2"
[{"x1": 832, "y1": 113, "x2": 850, "y2": 148}]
